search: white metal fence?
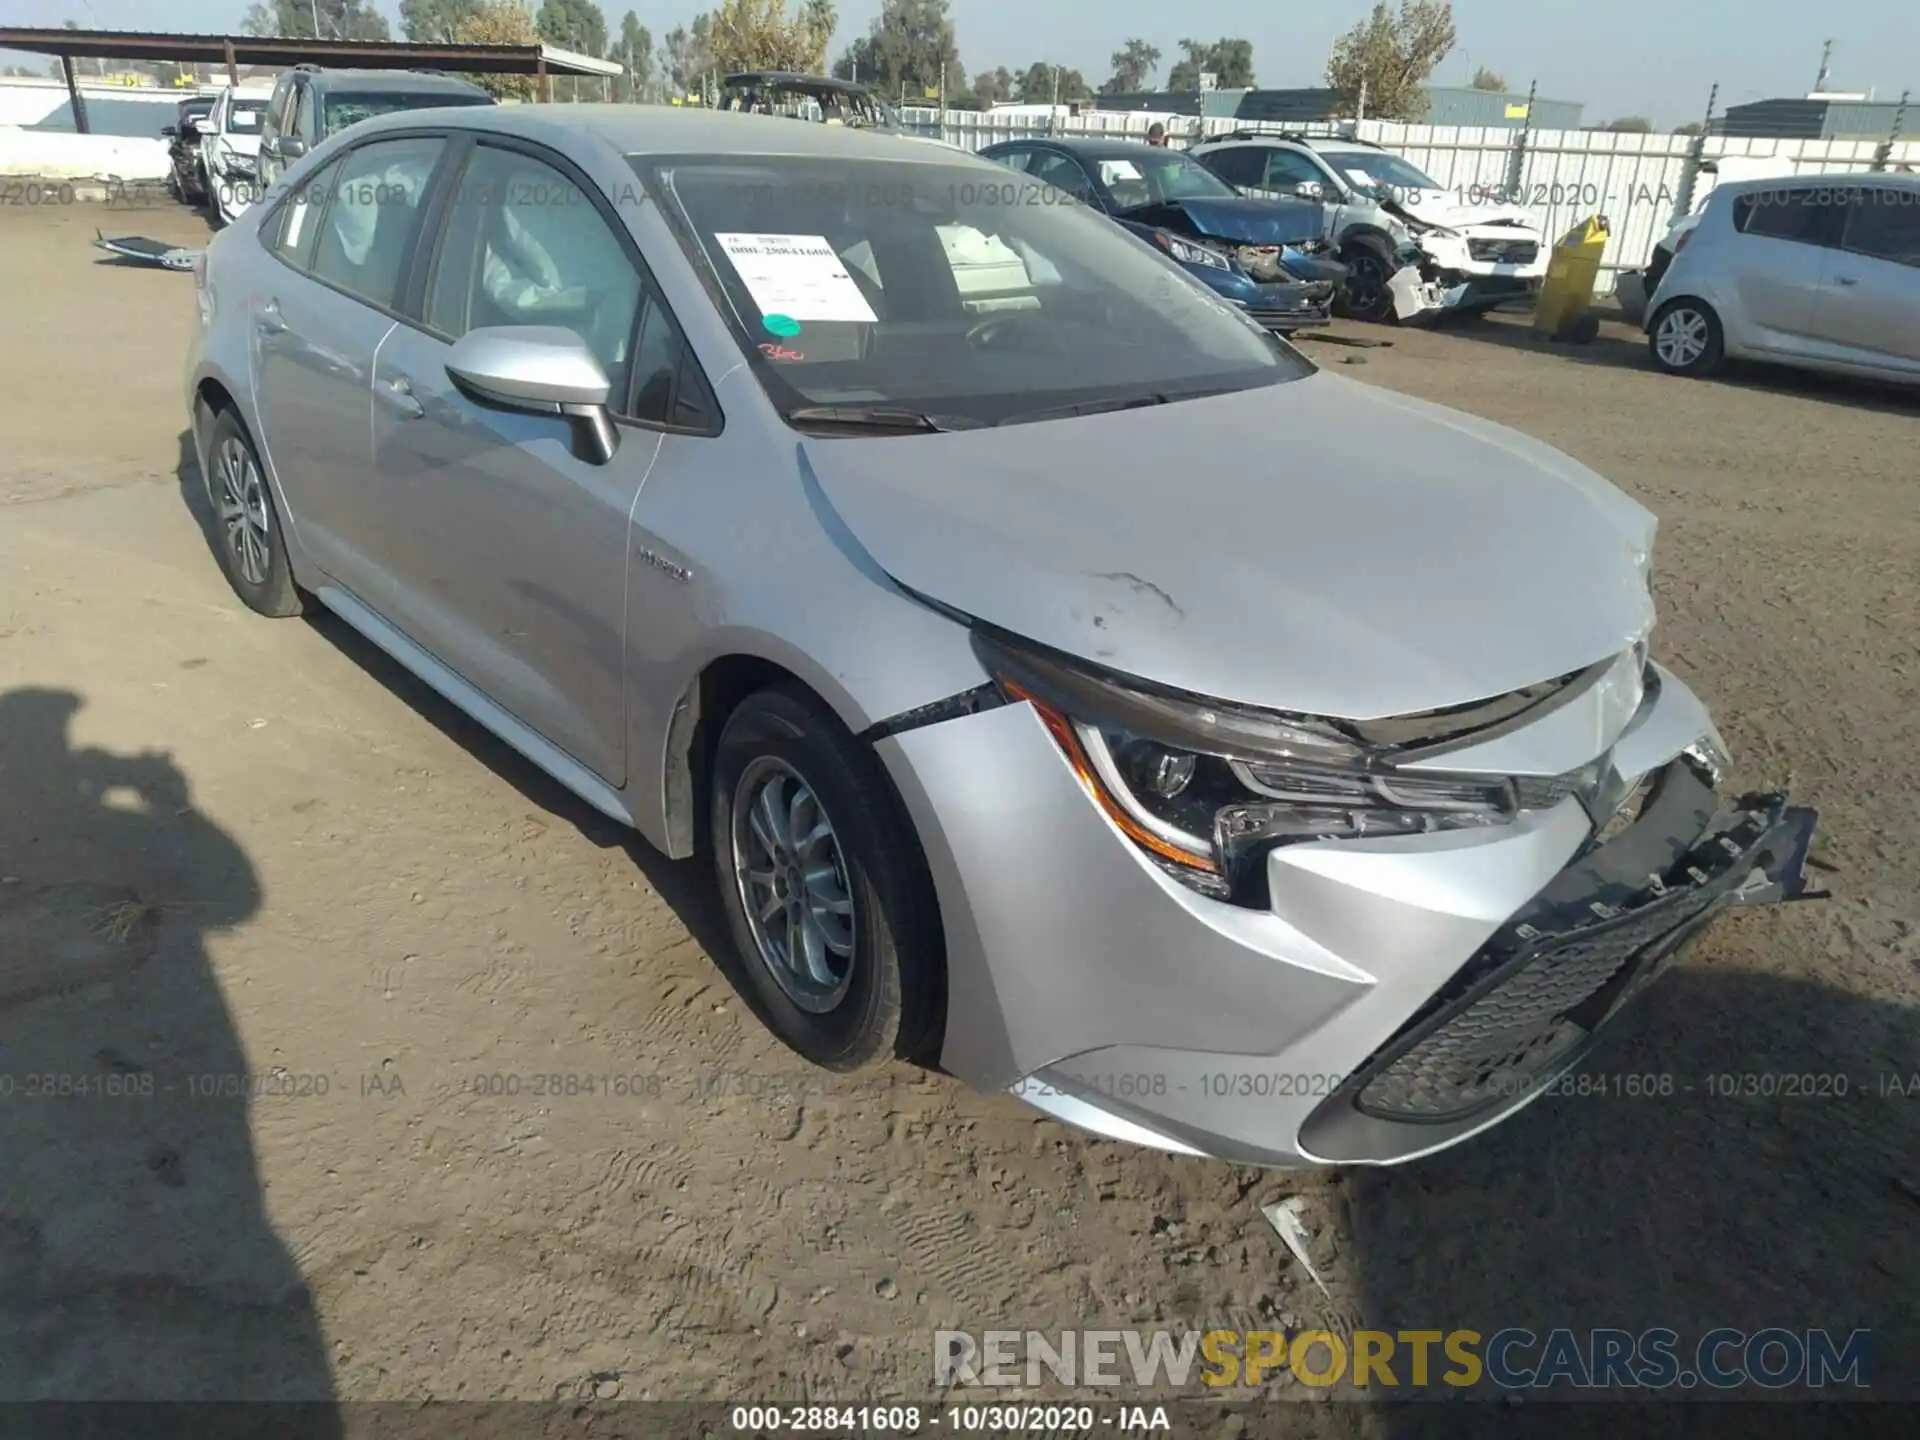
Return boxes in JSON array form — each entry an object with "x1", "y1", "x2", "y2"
[{"x1": 913, "y1": 109, "x2": 1920, "y2": 276}]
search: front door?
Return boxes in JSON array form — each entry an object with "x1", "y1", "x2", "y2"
[
  {"x1": 369, "y1": 140, "x2": 658, "y2": 785},
  {"x1": 1815, "y1": 185, "x2": 1920, "y2": 371},
  {"x1": 1726, "y1": 187, "x2": 1843, "y2": 349}
]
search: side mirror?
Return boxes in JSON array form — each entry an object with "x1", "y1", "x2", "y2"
[
  {"x1": 192, "y1": 117, "x2": 215, "y2": 135},
  {"x1": 279, "y1": 137, "x2": 307, "y2": 159},
  {"x1": 1295, "y1": 181, "x2": 1325, "y2": 201},
  {"x1": 160, "y1": 124, "x2": 178, "y2": 138},
  {"x1": 445, "y1": 326, "x2": 620, "y2": 466}
]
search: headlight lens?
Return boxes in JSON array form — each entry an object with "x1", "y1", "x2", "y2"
[
  {"x1": 974, "y1": 630, "x2": 1521, "y2": 904},
  {"x1": 1154, "y1": 231, "x2": 1233, "y2": 271}
]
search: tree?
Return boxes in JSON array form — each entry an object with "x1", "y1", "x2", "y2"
[
  {"x1": 1671, "y1": 120, "x2": 1704, "y2": 136},
  {"x1": 831, "y1": 0, "x2": 965, "y2": 103},
  {"x1": 400, "y1": 0, "x2": 481, "y2": 42},
  {"x1": 1470, "y1": 65, "x2": 1507, "y2": 91},
  {"x1": 1166, "y1": 37, "x2": 1254, "y2": 91},
  {"x1": 1325, "y1": 1, "x2": 1456, "y2": 121},
  {"x1": 706, "y1": 0, "x2": 837, "y2": 78},
  {"x1": 970, "y1": 66, "x2": 1013, "y2": 107},
  {"x1": 1603, "y1": 115, "x2": 1654, "y2": 132},
  {"x1": 536, "y1": 0, "x2": 608, "y2": 55},
  {"x1": 1014, "y1": 63, "x2": 1089, "y2": 105},
  {"x1": 614, "y1": 11, "x2": 653, "y2": 101},
  {"x1": 1100, "y1": 38, "x2": 1161, "y2": 96},
  {"x1": 240, "y1": 0, "x2": 392, "y2": 40},
  {"x1": 659, "y1": 16, "x2": 714, "y2": 96},
  {"x1": 453, "y1": 0, "x2": 541, "y2": 99}
]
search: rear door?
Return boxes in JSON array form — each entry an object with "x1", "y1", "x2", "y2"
[
  {"x1": 368, "y1": 137, "x2": 670, "y2": 784},
  {"x1": 1816, "y1": 185, "x2": 1920, "y2": 371},
  {"x1": 248, "y1": 134, "x2": 449, "y2": 612},
  {"x1": 1725, "y1": 186, "x2": 1844, "y2": 350}
]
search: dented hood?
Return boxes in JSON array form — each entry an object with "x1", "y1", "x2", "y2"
[
  {"x1": 804, "y1": 373, "x2": 1657, "y2": 721},
  {"x1": 1128, "y1": 196, "x2": 1326, "y2": 248},
  {"x1": 1389, "y1": 192, "x2": 1542, "y2": 235}
]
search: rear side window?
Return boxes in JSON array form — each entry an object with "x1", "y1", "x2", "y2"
[
  {"x1": 1733, "y1": 188, "x2": 1845, "y2": 246},
  {"x1": 268, "y1": 155, "x2": 344, "y2": 271},
  {"x1": 1031, "y1": 154, "x2": 1094, "y2": 202},
  {"x1": 309, "y1": 136, "x2": 446, "y2": 310},
  {"x1": 1839, "y1": 188, "x2": 1920, "y2": 266}
]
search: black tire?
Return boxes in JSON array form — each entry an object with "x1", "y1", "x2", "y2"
[
  {"x1": 203, "y1": 407, "x2": 307, "y2": 617},
  {"x1": 1648, "y1": 297, "x2": 1725, "y2": 378},
  {"x1": 707, "y1": 686, "x2": 942, "y2": 1072},
  {"x1": 1335, "y1": 240, "x2": 1398, "y2": 323}
]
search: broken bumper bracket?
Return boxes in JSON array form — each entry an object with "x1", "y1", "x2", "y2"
[{"x1": 1731, "y1": 804, "x2": 1829, "y2": 906}]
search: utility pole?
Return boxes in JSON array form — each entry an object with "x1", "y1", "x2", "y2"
[
  {"x1": 1356, "y1": 75, "x2": 1367, "y2": 124},
  {"x1": 1814, "y1": 38, "x2": 1833, "y2": 92}
]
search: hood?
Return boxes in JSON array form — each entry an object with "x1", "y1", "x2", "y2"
[
  {"x1": 1388, "y1": 192, "x2": 1541, "y2": 235},
  {"x1": 209, "y1": 132, "x2": 261, "y2": 161},
  {"x1": 804, "y1": 375, "x2": 1656, "y2": 721},
  {"x1": 1133, "y1": 196, "x2": 1324, "y2": 247}
]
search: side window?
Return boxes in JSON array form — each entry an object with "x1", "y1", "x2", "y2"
[
  {"x1": 309, "y1": 136, "x2": 445, "y2": 310},
  {"x1": 1032, "y1": 154, "x2": 1094, "y2": 203},
  {"x1": 1201, "y1": 146, "x2": 1264, "y2": 187},
  {"x1": 293, "y1": 82, "x2": 318, "y2": 142},
  {"x1": 422, "y1": 143, "x2": 644, "y2": 397},
  {"x1": 1840, "y1": 188, "x2": 1920, "y2": 266},
  {"x1": 1263, "y1": 151, "x2": 1327, "y2": 192},
  {"x1": 268, "y1": 155, "x2": 344, "y2": 271},
  {"x1": 1733, "y1": 188, "x2": 1843, "y2": 246},
  {"x1": 628, "y1": 291, "x2": 714, "y2": 429},
  {"x1": 263, "y1": 78, "x2": 290, "y2": 142},
  {"x1": 992, "y1": 147, "x2": 1036, "y2": 174}
]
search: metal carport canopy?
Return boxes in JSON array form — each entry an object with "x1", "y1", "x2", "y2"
[
  {"x1": 0, "y1": 28, "x2": 622, "y2": 77},
  {"x1": 0, "y1": 28, "x2": 622, "y2": 133}
]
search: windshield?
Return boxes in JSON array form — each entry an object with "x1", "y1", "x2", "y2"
[
  {"x1": 1096, "y1": 151, "x2": 1239, "y2": 210},
  {"x1": 638, "y1": 155, "x2": 1309, "y2": 429},
  {"x1": 1320, "y1": 150, "x2": 1444, "y2": 201},
  {"x1": 226, "y1": 99, "x2": 267, "y2": 131},
  {"x1": 324, "y1": 90, "x2": 491, "y2": 131}
]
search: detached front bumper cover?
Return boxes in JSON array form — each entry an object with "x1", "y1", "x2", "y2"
[{"x1": 1299, "y1": 776, "x2": 1825, "y2": 1163}]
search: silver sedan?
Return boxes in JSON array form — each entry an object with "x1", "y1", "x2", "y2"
[{"x1": 185, "y1": 104, "x2": 1819, "y2": 1167}]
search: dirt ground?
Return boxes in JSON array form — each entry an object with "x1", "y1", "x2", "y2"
[{"x1": 1, "y1": 202, "x2": 1915, "y2": 1429}]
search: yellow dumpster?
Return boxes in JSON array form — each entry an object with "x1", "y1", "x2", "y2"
[{"x1": 1533, "y1": 214, "x2": 1610, "y2": 341}]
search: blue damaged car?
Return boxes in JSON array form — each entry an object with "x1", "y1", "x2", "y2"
[{"x1": 978, "y1": 137, "x2": 1341, "y2": 332}]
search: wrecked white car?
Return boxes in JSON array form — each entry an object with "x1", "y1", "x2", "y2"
[
  {"x1": 1194, "y1": 132, "x2": 1550, "y2": 322},
  {"x1": 199, "y1": 82, "x2": 273, "y2": 227}
]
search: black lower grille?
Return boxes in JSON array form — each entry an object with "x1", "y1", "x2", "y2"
[
  {"x1": 1469, "y1": 239, "x2": 1540, "y2": 264},
  {"x1": 1349, "y1": 792, "x2": 1784, "y2": 1124}
]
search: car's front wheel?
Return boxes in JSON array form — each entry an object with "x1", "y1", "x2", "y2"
[
  {"x1": 204, "y1": 407, "x2": 307, "y2": 617},
  {"x1": 708, "y1": 687, "x2": 942, "y2": 1072},
  {"x1": 1336, "y1": 240, "x2": 1398, "y2": 323},
  {"x1": 1649, "y1": 298, "x2": 1725, "y2": 377}
]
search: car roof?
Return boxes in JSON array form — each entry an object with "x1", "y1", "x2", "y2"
[
  {"x1": 346, "y1": 101, "x2": 996, "y2": 164},
  {"x1": 1710, "y1": 170, "x2": 1920, "y2": 198},
  {"x1": 307, "y1": 68, "x2": 490, "y2": 97}
]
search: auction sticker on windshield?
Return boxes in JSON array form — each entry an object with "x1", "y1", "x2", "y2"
[{"x1": 713, "y1": 233, "x2": 879, "y2": 324}]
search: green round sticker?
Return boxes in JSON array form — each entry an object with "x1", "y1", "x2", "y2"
[{"x1": 763, "y1": 313, "x2": 802, "y2": 338}]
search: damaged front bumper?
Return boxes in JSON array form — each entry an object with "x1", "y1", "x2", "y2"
[{"x1": 878, "y1": 660, "x2": 1820, "y2": 1168}]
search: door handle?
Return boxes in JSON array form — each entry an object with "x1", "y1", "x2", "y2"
[
  {"x1": 255, "y1": 301, "x2": 287, "y2": 335},
  {"x1": 379, "y1": 374, "x2": 424, "y2": 420}
]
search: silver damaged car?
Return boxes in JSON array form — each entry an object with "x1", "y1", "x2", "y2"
[{"x1": 185, "y1": 105, "x2": 1822, "y2": 1167}]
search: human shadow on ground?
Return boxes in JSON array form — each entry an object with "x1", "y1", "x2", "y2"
[{"x1": 0, "y1": 687, "x2": 338, "y2": 1428}]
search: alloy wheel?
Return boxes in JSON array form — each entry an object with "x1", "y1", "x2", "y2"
[
  {"x1": 730, "y1": 756, "x2": 857, "y2": 1013},
  {"x1": 1655, "y1": 307, "x2": 1710, "y2": 369},
  {"x1": 214, "y1": 435, "x2": 272, "y2": 586}
]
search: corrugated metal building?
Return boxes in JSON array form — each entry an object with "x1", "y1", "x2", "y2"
[
  {"x1": 1094, "y1": 85, "x2": 1582, "y2": 128},
  {"x1": 1716, "y1": 97, "x2": 1910, "y2": 139}
]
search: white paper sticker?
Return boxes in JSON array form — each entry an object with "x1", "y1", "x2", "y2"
[
  {"x1": 714, "y1": 233, "x2": 879, "y2": 324},
  {"x1": 1097, "y1": 160, "x2": 1143, "y2": 184}
]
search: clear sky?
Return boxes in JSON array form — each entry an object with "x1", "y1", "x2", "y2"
[{"x1": 2, "y1": 0, "x2": 1916, "y2": 129}]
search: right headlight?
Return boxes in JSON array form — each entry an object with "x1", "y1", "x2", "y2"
[
  {"x1": 1152, "y1": 231, "x2": 1234, "y2": 271},
  {"x1": 973, "y1": 630, "x2": 1518, "y2": 905}
]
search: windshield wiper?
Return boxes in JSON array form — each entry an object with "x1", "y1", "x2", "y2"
[
  {"x1": 784, "y1": 404, "x2": 983, "y2": 434},
  {"x1": 998, "y1": 388, "x2": 1239, "y2": 427}
]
